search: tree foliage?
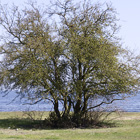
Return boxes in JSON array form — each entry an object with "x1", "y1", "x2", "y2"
[{"x1": 0, "y1": 0, "x2": 139, "y2": 127}]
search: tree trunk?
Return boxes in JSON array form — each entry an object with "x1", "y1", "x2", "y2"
[
  {"x1": 54, "y1": 100, "x2": 60, "y2": 118},
  {"x1": 62, "y1": 96, "x2": 72, "y2": 118},
  {"x1": 74, "y1": 99, "x2": 81, "y2": 114},
  {"x1": 82, "y1": 92, "x2": 88, "y2": 115}
]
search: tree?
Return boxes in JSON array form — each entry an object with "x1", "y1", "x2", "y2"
[{"x1": 0, "y1": 0, "x2": 139, "y2": 127}]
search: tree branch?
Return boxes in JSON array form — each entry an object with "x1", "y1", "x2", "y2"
[{"x1": 87, "y1": 98, "x2": 123, "y2": 111}]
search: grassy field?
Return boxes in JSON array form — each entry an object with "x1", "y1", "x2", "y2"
[{"x1": 0, "y1": 112, "x2": 140, "y2": 140}]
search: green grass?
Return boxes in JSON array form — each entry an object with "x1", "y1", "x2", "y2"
[{"x1": 0, "y1": 112, "x2": 140, "y2": 140}]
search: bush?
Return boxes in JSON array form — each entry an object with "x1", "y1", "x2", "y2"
[{"x1": 43, "y1": 111, "x2": 114, "y2": 128}]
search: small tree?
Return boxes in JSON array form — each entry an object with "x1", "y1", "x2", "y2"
[{"x1": 0, "y1": 0, "x2": 139, "y2": 127}]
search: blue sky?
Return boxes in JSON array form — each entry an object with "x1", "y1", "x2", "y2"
[
  {"x1": 103, "y1": 0, "x2": 140, "y2": 54},
  {"x1": 1, "y1": 0, "x2": 140, "y2": 55}
]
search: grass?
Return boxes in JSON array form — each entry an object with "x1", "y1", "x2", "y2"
[{"x1": 0, "y1": 112, "x2": 140, "y2": 139}]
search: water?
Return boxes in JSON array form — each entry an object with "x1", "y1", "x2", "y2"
[
  {"x1": 0, "y1": 91, "x2": 140, "y2": 112},
  {"x1": 0, "y1": 91, "x2": 53, "y2": 112}
]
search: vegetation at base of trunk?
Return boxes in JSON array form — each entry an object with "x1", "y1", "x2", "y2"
[
  {"x1": 0, "y1": 0, "x2": 140, "y2": 128},
  {"x1": 0, "y1": 111, "x2": 115, "y2": 129},
  {"x1": 44, "y1": 111, "x2": 114, "y2": 128}
]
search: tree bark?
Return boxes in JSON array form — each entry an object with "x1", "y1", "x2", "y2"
[{"x1": 54, "y1": 100, "x2": 60, "y2": 118}]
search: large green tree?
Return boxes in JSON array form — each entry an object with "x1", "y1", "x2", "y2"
[{"x1": 0, "y1": 0, "x2": 139, "y2": 127}]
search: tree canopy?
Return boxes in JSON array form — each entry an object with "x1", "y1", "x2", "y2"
[{"x1": 0, "y1": 0, "x2": 140, "y2": 127}]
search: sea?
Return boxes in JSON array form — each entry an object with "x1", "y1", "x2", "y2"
[{"x1": 0, "y1": 91, "x2": 140, "y2": 112}]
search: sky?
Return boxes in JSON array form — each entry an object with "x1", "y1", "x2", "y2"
[{"x1": 0, "y1": 0, "x2": 140, "y2": 55}]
